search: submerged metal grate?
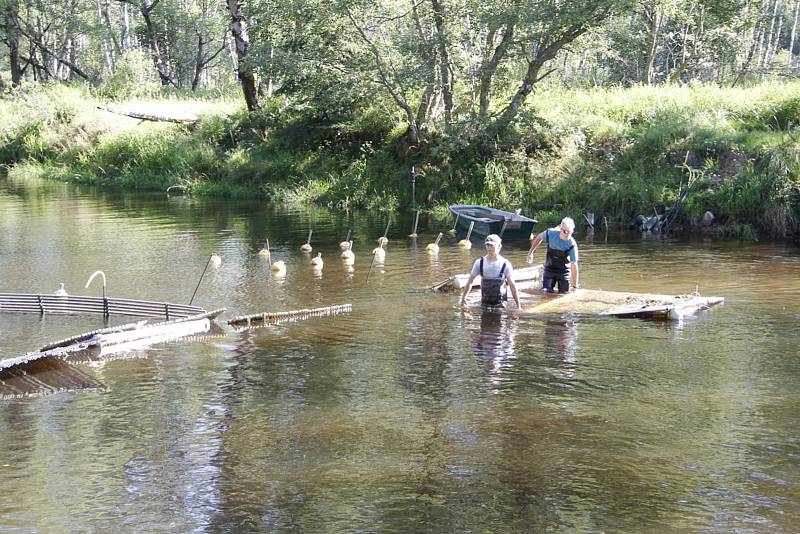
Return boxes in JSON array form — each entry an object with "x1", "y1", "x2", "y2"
[{"x1": 0, "y1": 293, "x2": 205, "y2": 320}]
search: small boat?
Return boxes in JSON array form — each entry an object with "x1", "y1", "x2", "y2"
[{"x1": 448, "y1": 205, "x2": 537, "y2": 241}]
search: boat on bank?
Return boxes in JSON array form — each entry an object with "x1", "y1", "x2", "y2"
[{"x1": 448, "y1": 205, "x2": 537, "y2": 241}]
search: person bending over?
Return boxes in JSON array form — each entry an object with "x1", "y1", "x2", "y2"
[{"x1": 527, "y1": 217, "x2": 580, "y2": 293}]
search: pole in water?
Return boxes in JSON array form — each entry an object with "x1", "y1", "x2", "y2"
[
  {"x1": 458, "y1": 221, "x2": 475, "y2": 248},
  {"x1": 448, "y1": 213, "x2": 459, "y2": 235},
  {"x1": 365, "y1": 246, "x2": 378, "y2": 284},
  {"x1": 377, "y1": 219, "x2": 391, "y2": 246},
  {"x1": 410, "y1": 166, "x2": 417, "y2": 211},
  {"x1": 409, "y1": 209, "x2": 420, "y2": 237},
  {"x1": 189, "y1": 254, "x2": 214, "y2": 305}
]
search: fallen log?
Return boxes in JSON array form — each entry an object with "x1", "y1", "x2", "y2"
[{"x1": 98, "y1": 106, "x2": 199, "y2": 124}]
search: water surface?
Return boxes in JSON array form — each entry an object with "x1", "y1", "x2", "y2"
[{"x1": 1, "y1": 176, "x2": 799, "y2": 532}]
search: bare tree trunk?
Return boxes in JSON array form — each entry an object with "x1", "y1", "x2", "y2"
[
  {"x1": 478, "y1": 22, "x2": 514, "y2": 119},
  {"x1": 770, "y1": 12, "x2": 784, "y2": 66},
  {"x1": 138, "y1": 0, "x2": 174, "y2": 86},
  {"x1": 644, "y1": 4, "x2": 663, "y2": 84},
  {"x1": 430, "y1": 0, "x2": 453, "y2": 130},
  {"x1": 789, "y1": 0, "x2": 800, "y2": 67},
  {"x1": 348, "y1": 8, "x2": 419, "y2": 143},
  {"x1": 4, "y1": 0, "x2": 23, "y2": 87},
  {"x1": 121, "y1": 2, "x2": 131, "y2": 50},
  {"x1": 762, "y1": 0, "x2": 778, "y2": 67},
  {"x1": 411, "y1": 2, "x2": 436, "y2": 131},
  {"x1": 489, "y1": 24, "x2": 589, "y2": 136},
  {"x1": 95, "y1": 0, "x2": 114, "y2": 71},
  {"x1": 227, "y1": 0, "x2": 259, "y2": 111}
]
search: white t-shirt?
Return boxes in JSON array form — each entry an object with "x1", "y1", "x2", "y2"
[{"x1": 470, "y1": 254, "x2": 514, "y2": 280}]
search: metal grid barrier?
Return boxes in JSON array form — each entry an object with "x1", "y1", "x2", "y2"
[{"x1": 0, "y1": 293, "x2": 205, "y2": 320}]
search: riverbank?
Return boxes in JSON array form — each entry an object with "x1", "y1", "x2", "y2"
[{"x1": 1, "y1": 82, "x2": 798, "y2": 240}]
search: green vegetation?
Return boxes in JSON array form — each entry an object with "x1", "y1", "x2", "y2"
[{"x1": 1, "y1": 82, "x2": 799, "y2": 239}]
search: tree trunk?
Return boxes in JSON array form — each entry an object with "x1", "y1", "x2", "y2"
[
  {"x1": 430, "y1": 0, "x2": 453, "y2": 130},
  {"x1": 789, "y1": 0, "x2": 800, "y2": 67},
  {"x1": 644, "y1": 3, "x2": 663, "y2": 84},
  {"x1": 139, "y1": 0, "x2": 174, "y2": 86},
  {"x1": 5, "y1": 0, "x2": 23, "y2": 87},
  {"x1": 411, "y1": 2, "x2": 436, "y2": 131},
  {"x1": 121, "y1": 2, "x2": 131, "y2": 50},
  {"x1": 227, "y1": 0, "x2": 259, "y2": 111},
  {"x1": 489, "y1": 25, "x2": 588, "y2": 136},
  {"x1": 478, "y1": 22, "x2": 514, "y2": 119},
  {"x1": 762, "y1": 0, "x2": 778, "y2": 67}
]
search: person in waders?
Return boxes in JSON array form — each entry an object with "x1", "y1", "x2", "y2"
[
  {"x1": 526, "y1": 217, "x2": 580, "y2": 293},
  {"x1": 459, "y1": 234, "x2": 522, "y2": 310}
]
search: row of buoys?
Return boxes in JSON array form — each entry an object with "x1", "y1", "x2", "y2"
[{"x1": 209, "y1": 219, "x2": 474, "y2": 278}]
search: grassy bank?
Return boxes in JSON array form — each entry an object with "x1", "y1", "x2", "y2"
[{"x1": 1, "y1": 82, "x2": 799, "y2": 240}]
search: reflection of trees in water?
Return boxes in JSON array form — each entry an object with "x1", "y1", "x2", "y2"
[{"x1": 543, "y1": 317, "x2": 579, "y2": 380}]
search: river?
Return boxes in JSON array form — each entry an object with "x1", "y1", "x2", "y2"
[{"x1": 1, "y1": 175, "x2": 799, "y2": 532}]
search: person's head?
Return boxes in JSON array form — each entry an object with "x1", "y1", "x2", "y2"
[
  {"x1": 485, "y1": 234, "x2": 502, "y2": 253},
  {"x1": 559, "y1": 217, "x2": 575, "y2": 239}
]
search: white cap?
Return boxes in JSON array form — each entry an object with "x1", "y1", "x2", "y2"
[{"x1": 484, "y1": 234, "x2": 502, "y2": 246}]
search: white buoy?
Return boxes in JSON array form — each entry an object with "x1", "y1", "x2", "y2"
[
  {"x1": 458, "y1": 221, "x2": 474, "y2": 248},
  {"x1": 258, "y1": 240, "x2": 271, "y2": 258},
  {"x1": 54, "y1": 283, "x2": 68, "y2": 297},
  {"x1": 426, "y1": 232, "x2": 443, "y2": 254},
  {"x1": 301, "y1": 229, "x2": 313, "y2": 253},
  {"x1": 311, "y1": 252, "x2": 324, "y2": 270},
  {"x1": 339, "y1": 229, "x2": 352, "y2": 250},
  {"x1": 341, "y1": 241, "x2": 355, "y2": 265},
  {"x1": 270, "y1": 260, "x2": 286, "y2": 275},
  {"x1": 210, "y1": 253, "x2": 222, "y2": 267}
]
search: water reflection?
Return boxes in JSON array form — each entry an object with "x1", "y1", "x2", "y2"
[
  {"x1": 3, "y1": 175, "x2": 800, "y2": 531},
  {"x1": 543, "y1": 318, "x2": 579, "y2": 379},
  {"x1": 469, "y1": 311, "x2": 518, "y2": 390}
]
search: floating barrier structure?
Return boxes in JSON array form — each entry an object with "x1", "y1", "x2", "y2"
[
  {"x1": 0, "y1": 309, "x2": 225, "y2": 399},
  {"x1": 227, "y1": 303, "x2": 353, "y2": 331},
  {"x1": 0, "y1": 292, "x2": 205, "y2": 320}
]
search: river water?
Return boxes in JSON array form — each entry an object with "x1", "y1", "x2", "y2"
[{"x1": 1, "y1": 175, "x2": 799, "y2": 532}]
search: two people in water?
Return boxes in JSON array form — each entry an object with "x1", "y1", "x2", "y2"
[{"x1": 459, "y1": 217, "x2": 581, "y2": 310}]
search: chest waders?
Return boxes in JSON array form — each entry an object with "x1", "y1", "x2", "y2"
[
  {"x1": 544, "y1": 231, "x2": 573, "y2": 281},
  {"x1": 480, "y1": 257, "x2": 507, "y2": 307}
]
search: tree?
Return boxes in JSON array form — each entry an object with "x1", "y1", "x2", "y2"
[{"x1": 227, "y1": 0, "x2": 259, "y2": 110}]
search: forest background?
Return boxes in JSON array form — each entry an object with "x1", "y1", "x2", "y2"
[{"x1": 1, "y1": 0, "x2": 799, "y2": 239}]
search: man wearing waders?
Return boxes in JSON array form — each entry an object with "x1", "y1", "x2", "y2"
[
  {"x1": 526, "y1": 217, "x2": 580, "y2": 293},
  {"x1": 460, "y1": 234, "x2": 522, "y2": 309}
]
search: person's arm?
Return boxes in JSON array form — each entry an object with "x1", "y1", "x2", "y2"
[
  {"x1": 507, "y1": 276, "x2": 522, "y2": 308},
  {"x1": 460, "y1": 274, "x2": 478, "y2": 307},
  {"x1": 570, "y1": 262, "x2": 580, "y2": 291},
  {"x1": 527, "y1": 232, "x2": 544, "y2": 263}
]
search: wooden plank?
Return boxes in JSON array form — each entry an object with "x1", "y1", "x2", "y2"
[{"x1": 521, "y1": 289, "x2": 724, "y2": 320}]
